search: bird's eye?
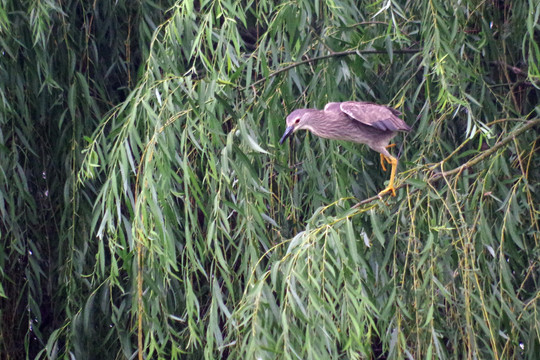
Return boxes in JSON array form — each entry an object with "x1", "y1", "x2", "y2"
[{"x1": 295, "y1": 118, "x2": 300, "y2": 124}]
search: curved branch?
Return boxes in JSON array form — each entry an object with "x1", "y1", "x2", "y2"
[{"x1": 248, "y1": 48, "x2": 421, "y2": 89}]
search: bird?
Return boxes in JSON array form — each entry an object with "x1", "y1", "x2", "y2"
[{"x1": 279, "y1": 101, "x2": 411, "y2": 197}]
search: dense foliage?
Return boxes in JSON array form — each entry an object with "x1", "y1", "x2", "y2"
[{"x1": 1, "y1": 0, "x2": 539, "y2": 359}]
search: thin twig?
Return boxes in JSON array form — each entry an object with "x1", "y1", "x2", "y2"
[{"x1": 490, "y1": 61, "x2": 527, "y2": 76}]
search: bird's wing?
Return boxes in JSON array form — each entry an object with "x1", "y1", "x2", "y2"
[
  {"x1": 324, "y1": 102, "x2": 343, "y2": 113},
  {"x1": 339, "y1": 101, "x2": 410, "y2": 132}
]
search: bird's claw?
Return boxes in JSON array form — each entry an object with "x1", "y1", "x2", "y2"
[{"x1": 378, "y1": 186, "x2": 396, "y2": 197}]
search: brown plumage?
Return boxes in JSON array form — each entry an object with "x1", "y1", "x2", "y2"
[{"x1": 279, "y1": 101, "x2": 411, "y2": 197}]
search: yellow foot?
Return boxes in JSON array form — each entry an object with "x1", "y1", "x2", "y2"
[{"x1": 378, "y1": 186, "x2": 396, "y2": 197}]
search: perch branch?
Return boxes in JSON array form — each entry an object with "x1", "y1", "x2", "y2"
[
  {"x1": 352, "y1": 118, "x2": 540, "y2": 209},
  {"x1": 429, "y1": 118, "x2": 539, "y2": 179}
]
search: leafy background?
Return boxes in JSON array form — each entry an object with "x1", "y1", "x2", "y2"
[{"x1": 1, "y1": 0, "x2": 539, "y2": 359}]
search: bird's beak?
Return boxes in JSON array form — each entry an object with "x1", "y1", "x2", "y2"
[{"x1": 279, "y1": 125, "x2": 295, "y2": 145}]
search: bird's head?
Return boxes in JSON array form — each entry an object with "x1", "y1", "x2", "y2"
[{"x1": 279, "y1": 109, "x2": 315, "y2": 145}]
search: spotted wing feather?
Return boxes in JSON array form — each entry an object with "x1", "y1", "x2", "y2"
[{"x1": 338, "y1": 101, "x2": 410, "y2": 132}]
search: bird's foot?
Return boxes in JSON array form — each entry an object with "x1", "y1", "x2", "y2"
[{"x1": 378, "y1": 186, "x2": 396, "y2": 197}]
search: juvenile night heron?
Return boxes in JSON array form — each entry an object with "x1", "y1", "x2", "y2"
[{"x1": 279, "y1": 101, "x2": 411, "y2": 197}]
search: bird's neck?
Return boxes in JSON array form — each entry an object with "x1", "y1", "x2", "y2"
[
  {"x1": 300, "y1": 109, "x2": 349, "y2": 140},
  {"x1": 303, "y1": 109, "x2": 340, "y2": 130}
]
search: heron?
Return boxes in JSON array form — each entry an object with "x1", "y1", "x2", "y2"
[{"x1": 279, "y1": 101, "x2": 411, "y2": 197}]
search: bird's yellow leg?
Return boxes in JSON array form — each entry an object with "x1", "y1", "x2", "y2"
[
  {"x1": 378, "y1": 155, "x2": 398, "y2": 197},
  {"x1": 380, "y1": 154, "x2": 388, "y2": 171},
  {"x1": 379, "y1": 144, "x2": 396, "y2": 171}
]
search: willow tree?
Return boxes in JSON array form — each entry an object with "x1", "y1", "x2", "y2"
[{"x1": 1, "y1": 0, "x2": 539, "y2": 359}]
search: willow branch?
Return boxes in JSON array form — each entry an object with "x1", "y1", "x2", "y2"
[
  {"x1": 429, "y1": 118, "x2": 539, "y2": 179},
  {"x1": 248, "y1": 48, "x2": 421, "y2": 89},
  {"x1": 352, "y1": 118, "x2": 540, "y2": 209},
  {"x1": 352, "y1": 193, "x2": 386, "y2": 209}
]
